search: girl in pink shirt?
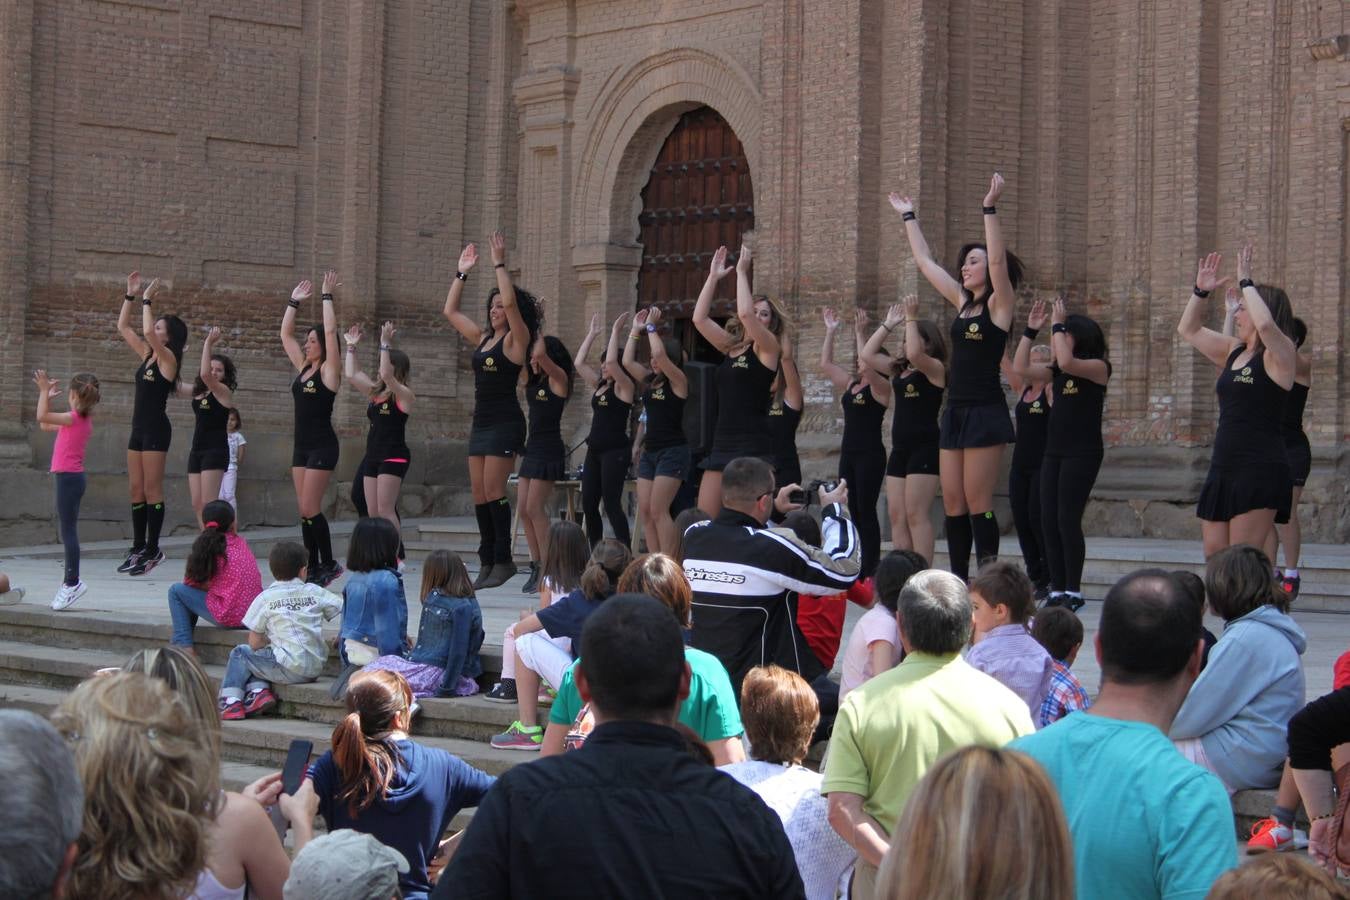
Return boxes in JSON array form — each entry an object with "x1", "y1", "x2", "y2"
[
  {"x1": 167, "y1": 499, "x2": 264, "y2": 650},
  {"x1": 36, "y1": 370, "x2": 101, "y2": 611}
]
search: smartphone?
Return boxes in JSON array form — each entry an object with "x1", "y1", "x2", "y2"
[{"x1": 270, "y1": 739, "x2": 313, "y2": 840}]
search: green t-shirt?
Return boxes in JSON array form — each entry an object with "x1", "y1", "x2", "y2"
[
  {"x1": 821, "y1": 651, "x2": 1034, "y2": 835},
  {"x1": 549, "y1": 646, "x2": 743, "y2": 742}
]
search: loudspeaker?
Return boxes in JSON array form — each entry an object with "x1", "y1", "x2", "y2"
[{"x1": 683, "y1": 360, "x2": 717, "y2": 454}]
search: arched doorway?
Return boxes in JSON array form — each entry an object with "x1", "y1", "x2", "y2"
[{"x1": 635, "y1": 106, "x2": 754, "y2": 363}]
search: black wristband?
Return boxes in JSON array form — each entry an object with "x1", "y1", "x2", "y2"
[
  {"x1": 321, "y1": 292, "x2": 334, "y2": 301},
  {"x1": 1051, "y1": 323, "x2": 1068, "y2": 334},
  {"x1": 455, "y1": 271, "x2": 468, "y2": 281},
  {"x1": 287, "y1": 299, "x2": 301, "y2": 309},
  {"x1": 494, "y1": 262, "x2": 506, "y2": 269},
  {"x1": 901, "y1": 211, "x2": 916, "y2": 222},
  {"x1": 142, "y1": 298, "x2": 152, "y2": 306},
  {"x1": 1023, "y1": 327, "x2": 1039, "y2": 340},
  {"x1": 1239, "y1": 278, "x2": 1255, "y2": 289},
  {"x1": 1192, "y1": 286, "x2": 1211, "y2": 298},
  {"x1": 124, "y1": 294, "x2": 136, "y2": 303},
  {"x1": 982, "y1": 205, "x2": 997, "y2": 215}
]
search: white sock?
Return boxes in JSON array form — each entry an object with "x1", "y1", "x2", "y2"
[{"x1": 1285, "y1": 568, "x2": 1299, "y2": 579}]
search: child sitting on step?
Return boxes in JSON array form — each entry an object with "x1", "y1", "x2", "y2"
[
  {"x1": 966, "y1": 560, "x2": 1055, "y2": 723},
  {"x1": 340, "y1": 517, "x2": 409, "y2": 667},
  {"x1": 364, "y1": 549, "x2": 485, "y2": 698},
  {"x1": 218, "y1": 540, "x2": 342, "y2": 720},
  {"x1": 1030, "y1": 605, "x2": 1092, "y2": 728},
  {"x1": 166, "y1": 500, "x2": 264, "y2": 652}
]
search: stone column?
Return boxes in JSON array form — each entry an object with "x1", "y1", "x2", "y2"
[
  {"x1": 0, "y1": 0, "x2": 34, "y2": 465},
  {"x1": 512, "y1": 67, "x2": 580, "y2": 314}
]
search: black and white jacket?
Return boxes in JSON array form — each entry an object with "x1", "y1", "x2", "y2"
[{"x1": 682, "y1": 504, "x2": 860, "y2": 694}]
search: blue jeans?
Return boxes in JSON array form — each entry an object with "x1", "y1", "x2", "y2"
[
  {"x1": 220, "y1": 645, "x2": 315, "y2": 700},
  {"x1": 167, "y1": 582, "x2": 221, "y2": 647}
]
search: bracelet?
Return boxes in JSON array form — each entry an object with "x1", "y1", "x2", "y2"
[
  {"x1": 288, "y1": 299, "x2": 301, "y2": 309},
  {"x1": 380, "y1": 344, "x2": 392, "y2": 352},
  {"x1": 494, "y1": 262, "x2": 506, "y2": 269},
  {"x1": 455, "y1": 271, "x2": 468, "y2": 282},
  {"x1": 628, "y1": 332, "x2": 641, "y2": 341},
  {"x1": 345, "y1": 344, "x2": 357, "y2": 352},
  {"x1": 124, "y1": 294, "x2": 136, "y2": 303},
  {"x1": 1192, "y1": 286, "x2": 1211, "y2": 298},
  {"x1": 881, "y1": 323, "x2": 894, "y2": 332},
  {"x1": 982, "y1": 205, "x2": 997, "y2": 215},
  {"x1": 901, "y1": 211, "x2": 916, "y2": 222},
  {"x1": 1239, "y1": 278, "x2": 1255, "y2": 289},
  {"x1": 321, "y1": 293, "x2": 334, "y2": 302},
  {"x1": 1051, "y1": 323, "x2": 1068, "y2": 334},
  {"x1": 1023, "y1": 327, "x2": 1039, "y2": 340},
  {"x1": 142, "y1": 297, "x2": 153, "y2": 306},
  {"x1": 645, "y1": 323, "x2": 657, "y2": 334},
  {"x1": 1312, "y1": 812, "x2": 1336, "y2": 822}
]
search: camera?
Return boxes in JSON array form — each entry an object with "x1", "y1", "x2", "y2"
[{"x1": 788, "y1": 479, "x2": 838, "y2": 506}]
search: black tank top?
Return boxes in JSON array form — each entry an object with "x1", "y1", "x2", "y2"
[
  {"x1": 891, "y1": 370, "x2": 943, "y2": 445},
  {"x1": 365, "y1": 395, "x2": 410, "y2": 461},
  {"x1": 767, "y1": 398, "x2": 802, "y2": 467},
  {"x1": 587, "y1": 384, "x2": 632, "y2": 453},
  {"x1": 1047, "y1": 365, "x2": 1108, "y2": 457},
  {"x1": 524, "y1": 378, "x2": 566, "y2": 459},
  {"x1": 712, "y1": 348, "x2": 775, "y2": 454},
  {"x1": 840, "y1": 382, "x2": 886, "y2": 454},
  {"x1": 947, "y1": 304, "x2": 1008, "y2": 407},
  {"x1": 643, "y1": 379, "x2": 687, "y2": 452},
  {"x1": 1011, "y1": 386, "x2": 1049, "y2": 469},
  {"x1": 1212, "y1": 346, "x2": 1287, "y2": 467},
  {"x1": 190, "y1": 392, "x2": 230, "y2": 453},
  {"x1": 291, "y1": 367, "x2": 337, "y2": 446},
  {"x1": 1281, "y1": 382, "x2": 1309, "y2": 438},
  {"x1": 132, "y1": 355, "x2": 174, "y2": 432},
  {"x1": 472, "y1": 335, "x2": 524, "y2": 423}
]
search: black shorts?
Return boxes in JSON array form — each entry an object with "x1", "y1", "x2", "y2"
[
  {"x1": 292, "y1": 441, "x2": 340, "y2": 471},
  {"x1": 362, "y1": 456, "x2": 410, "y2": 479},
  {"x1": 519, "y1": 456, "x2": 566, "y2": 481},
  {"x1": 128, "y1": 422, "x2": 172, "y2": 453},
  {"x1": 939, "y1": 402, "x2": 1015, "y2": 450},
  {"x1": 886, "y1": 439, "x2": 940, "y2": 478},
  {"x1": 468, "y1": 419, "x2": 526, "y2": 458},
  {"x1": 638, "y1": 444, "x2": 692, "y2": 481},
  {"x1": 1285, "y1": 434, "x2": 1311, "y2": 487},
  {"x1": 187, "y1": 448, "x2": 229, "y2": 474},
  {"x1": 1197, "y1": 463, "x2": 1292, "y2": 525}
]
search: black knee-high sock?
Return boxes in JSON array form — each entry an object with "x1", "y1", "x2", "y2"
[
  {"x1": 131, "y1": 502, "x2": 148, "y2": 551},
  {"x1": 311, "y1": 513, "x2": 333, "y2": 566},
  {"x1": 971, "y1": 510, "x2": 1000, "y2": 568},
  {"x1": 489, "y1": 497, "x2": 513, "y2": 564},
  {"x1": 301, "y1": 518, "x2": 318, "y2": 573},
  {"x1": 146, "y1": 502, "x2": 165, "y2": 555},
  {"x1": 474, "y1": 502, "x2": 494, "y2": 567},
  {"x1": 945, "y1": 514, "x2": 973, "y2": 582}
]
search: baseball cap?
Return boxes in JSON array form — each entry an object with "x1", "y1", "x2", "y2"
[{"x1": 283, "y1": 829, "x2": 410, "y2": 900}]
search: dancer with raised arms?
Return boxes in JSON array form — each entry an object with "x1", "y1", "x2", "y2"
[
  {"x1": 442, "y1": 233, "x2": 541, "y2": 589},
  {"x1": 181, "y1": 327, "x2": 237, "y2": 529},
  {"x1": 890, "y1": 175, "x2": 1024, "y2": 580},
  {"x1": 623, "y1": 306, "x2": 690, "y2": 555},
  {"x1": 576, "y1": 313, "x2": 635, "y2": 548},
  {"x1": 344, "y1": 321, "x2": 415, "y2": 538},
  {"x1": 281, "y1": 271, "x2": 344, "y2": 586},
  {"x1": 1004, "y1": 341, "x2": 1052, "y2": 600},
  {"x1": 516, "y1": 333, "x2": 576, "y2": 592},
  {"x1": 1273, "y1": 317, "x2": 1312, "y2": 599}
]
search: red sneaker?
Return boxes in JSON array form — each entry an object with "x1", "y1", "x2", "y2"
[
  {"x1": 242, "y1": 687, "x2": 278, "y2": 717},
  {"x1": 219, "y1": 697, "x2": 245, "y2": 721}
]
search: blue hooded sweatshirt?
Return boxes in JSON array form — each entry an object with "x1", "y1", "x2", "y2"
[{"x1": 1170, "y1": 604, "x2": 1306, "y2": 791}]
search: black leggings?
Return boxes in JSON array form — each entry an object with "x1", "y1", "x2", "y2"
[
  {"x1": 582, "y1": 445, "x2": 630, "y2": 547},
  {"x1": 1040, "y1": 452, "x2": 1102, "y2": 593},
  {"x1": 1009, "y1": 464, "x2": 1047, "y2": 587},
  {"x1": 840, "y1": 446, "x2": 886, "y2": 578},
  {"x1": 1288, "y1": 687, "x2": 1350, "y2": 771},
  {"x1": 56, "y1": 472, "x2": 86, "y2": 586}
]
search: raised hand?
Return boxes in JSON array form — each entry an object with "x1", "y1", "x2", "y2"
[
  {"x1": 1236, "y1": 241, "x2": 1254, "y2": 282},
  {"x1": 1027, "y1": 298, "x2": 1048, "y2": 331},
  {"x1": 647, "y1": 306, "x2": 663, "y2": 327},
  {"x1": 884, "y1": 303, "x2": 905, "y2": 328},
  {"x1": 901, "y1": 294, "x2": 920, "y2": 320},
  {"x1": 291, "y1": 280, "x2": 313, "y2": 303},
  {"x1": 1224, "y1": 285, "x2": 1240, "y2": 315},
  {"x1": 736, "y1": 242, "x2": 753, "y2": 274},
  {"x1": 322, "y1": 271, "x2": 339, "y2": 294},
  {"x1": 854, "y1": 307, "x2": 870, "y2": 333},
  {"x1": 126, "y1": 271, "x2": 142, "y2": 297},
  {"x1": 984, "y1": 173, "x2": 1005, "y2": 207},
  {"x1": 380, "y1": 321, "x2": 396, "y2": 345},
  {"x1": 530, "y1": 335, "x2": 546, "y2": 363},
  {"x1": 458, "y1": 243, "x2": 478, "y2": 273},
  {"x1": 709, "y1": 245, "x2": 733, "y2": 280},
  {"x1": 633, "y1": 308, "x2": 650, "y2": 329},
  {"x1": 822, "y1": 308, "x2": 840, "y2": 330},
  {"x1": 587, "y1": 312, "x2": 601, "y2": 335},
  {"x1": 205, "y1": 326, "x2": 221, "y2": 346},
  {"x1": 612, "y1": 311, "x2": 633, "y2": 333},
  {"x1": 489, "y1": 231, "x2": 507, "y2": 265},
  {"x1": 344, "y1": 324, "x2": 363, "y2": 347},
  {"x1": 1051, "y1": 297, "x2": 1067, "y2": 326},
  {"x1": 888, "y1": 193, "x2": 914, "y2": 215},
  {"x1": 32, "y1": 369, "x2": 55, "y2": 393},
  {"x1": 1194, "y1": 252, "x2": 1227, "y2": 295},
  {"x1": 142, "y1": 277, "x2": 161, "y2": 302}
]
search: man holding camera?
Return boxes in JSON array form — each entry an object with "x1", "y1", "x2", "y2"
[{"x1": 683, "y1": 457, "x2": 860, "y2": 699}]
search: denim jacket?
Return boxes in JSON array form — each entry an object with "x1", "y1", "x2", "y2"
[
  {"x1": 408, "y1": 590, "x2": 485, "y2": 696},
  {"x1": 340, "y1": 568, "x2": 409, "y2": 664}
]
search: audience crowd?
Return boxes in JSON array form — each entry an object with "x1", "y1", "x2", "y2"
[{"x1": 3, "y1": 462, "x2": 1349, "y2": 900}]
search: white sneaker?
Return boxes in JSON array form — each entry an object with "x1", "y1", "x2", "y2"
[
  {"x1": 0, "y1": 587, "x2": 25, "y2": 606},
  {"x1": 51, "y1": 581, "x2": 87, "y2": 611}
]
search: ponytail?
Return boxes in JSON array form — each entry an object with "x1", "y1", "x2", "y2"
[
  {"x1": 331, "y1": 670, "x2": 411, "y2": 816},
  {"x1": 579, "y1": 539, "x2": 633, "y2": 601},
  {"x1": 183, "y1": 500, "x2": 235, "y2": 585}
]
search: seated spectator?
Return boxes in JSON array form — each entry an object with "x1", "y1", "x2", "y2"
[
  {"x1": 722, "y1": 665, "x2": 855, "y2": 900},
  {"x1": 284, "y1": 830, "x2": 409, "y2": 900},
  {"x1": 966, "y1": 561, "x2": 1055, "y2": 719},
  {"x1": 1171, "y1": 545, "x2": 1306, "y2": 791},
  {"x1": 365, "y1": 549, "x2": 484, "y2": 698},
  {"x1": 341, "y1": 518, "x2": 410, "y2": 668},
  {"x1": 287, "y1": 669, "x2": 495, "y2": 900},
  {"x1": 1285, "y1": 684, "x2": 1350, "y2": 870},
  {"x1": 0, "y1": 709, "x2": 81, "y2": 899},
  {"x1": 823, "y1": 569, "x2": 1034, "y2": 899},
  {"x1": 440, "y1": 594, "x2": 805, "y2": 898},
  {"x1": 0, "y1": 569, "x2": 24, "y2": 604},
  {"x1": 876, "y1": 746, "x2": 1073, "y2": 900},
  {"x1": 122, "y1": 646, "x2": 292, "y2": 899},
  {"x1": 489, "y1": 539, "x2": 631, "y2": 751},
  {"x1": 51, "y1": 672, "x2": 219, "y2": 900},
  {"x1": 838, "y1": 550, "x2": 928, "y2": 701},
  {"x1": 1013, "y1": 569, "x2": 1237, "y2": 900},
  {"x1": 219, "y1": 541, "x2": 343, "y2": 721},
  {"x1": 1206, "y1": 854, "x2": 1343, "y2": 900},
  {"x1": 781, "y1": 510, "x2": 878, "y2": 672},
  {"x1": 541, "y1": 552, "x2": 745, "y2": 764},
  {"x1": 1030, "y1": 606, "x2": 1092, "y2": 727},
  {"x1": 166, "y1": 500, "x2": 264, "y2": 653},
  {"x1": 1170, "y1": 569, "x2": 1218, "y2": 669}
]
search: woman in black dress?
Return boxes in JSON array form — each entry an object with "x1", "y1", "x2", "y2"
[
  {"x1": 576, "y1": 313, "x2": 636, "y2": 547},
  {"x1": 343, "y1": 321, "x2": 415, "y2": 536},
  {"x1": 517, "y1": 333, "x2": 575, "y2": 592},
  {"x1": 623, "y1": 306, "x2": 689, "y2": 555},
  {"x1": 820, "y1": 307, "x2": 891, "y2": 577},
  {"x1": 1177, "y1": 245, "x2": 1296, "y2": 558},
  {"x1": 442, "y1": 233, "x2": 541, "y2": 589},
  {"x1": 181, "y1": 327, "x2": 237, "y2": 529}
]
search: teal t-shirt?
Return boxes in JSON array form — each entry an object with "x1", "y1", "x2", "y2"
[
  {"x1": 549, "y1": 647, "x2": 743, "y2": 742},
  {"x1": 1011, "y1": 713, "x2": 1236, "y2": 900}
]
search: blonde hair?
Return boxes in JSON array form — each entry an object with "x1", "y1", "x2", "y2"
[
  {"x1": 1206, "y1": 853, "x2": 1344, "y2": 899},
  {"x1": 877, "y1": 747, "x2": 1073, "y2": 900},
  {"x1": 121, "y1": 646, "x2": 224, "y2": 766},
  {"x1": 51, "y1": 672, "x2": 217, "y2": 900}
]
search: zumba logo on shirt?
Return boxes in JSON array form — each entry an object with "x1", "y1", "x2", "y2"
[
  {"x1": 651, "y1": 387, "x2": 665, "y2": 401},
  {"x1": 965, "y1": 322, "x2": 983, "y2": 341},
  {"x1": 142, "y1": 366, "x2": 158, "y2": 381},
  {"x1": 905, "y1": 383, "x2": 918, "y2": 397},
  {"x1": 732, "y1": 354, "x2": 749, "y2": 369},
  {"x1": 768, "y1": 401, "x2": 783, "y2": 417},
  {"x1": 597, "y1": 393, "x2": 609, "y2": 407},
  {"x1": 198, "y1": 397, "x2": 210, "y2": 410},
  {"x1": 536, "y1": 388, "x2": 547, "y2": 400},
  {"x1": 1234, "y1": 366, "x2": 1255, "y2": 385},
  {"x1": 852, "y1": 392, "x2": 866, "y2": 405},
  {"x1": 482, "y1": 356, "x2": 497, "y2": 372},
  {"x1": 1030, "y1": 400, "x2": 1044, "y2": 413},
  {"x1": 302, "y1": 379, "x2": 317, "y2": 394},
  {"x1": 1061, "y1": 379, "x2": 1079, "y2": 396},
  {"x1": 378, "y1": 402, "x2": 390, "y2": 415}
]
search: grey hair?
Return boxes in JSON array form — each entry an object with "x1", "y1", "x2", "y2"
[
  {"x1": 897, "y1": 569, "x2": 972, "y2": 654},
  {"x1": 0, "y1": 710, "x2": 83, "y2": 899}
]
